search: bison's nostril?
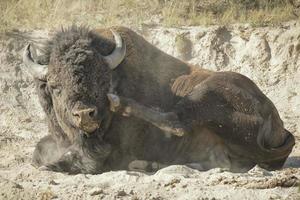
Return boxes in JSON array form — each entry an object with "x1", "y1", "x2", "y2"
[
  {"x1": 89, "y1": 110, "x2": 95, "y2": 117},
  {"x1": 72, "y1": 112, "x2": 80, "y2": 118}
]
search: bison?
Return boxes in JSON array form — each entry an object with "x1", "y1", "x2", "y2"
[{"x1": 22, "y1": 25, "x2": 295, "y2": 174}]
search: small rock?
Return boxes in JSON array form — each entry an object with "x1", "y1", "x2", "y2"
[
  {"x1": 151, "y1": 196, "x2": 164, "y2": 200},
  {"x1": 39, "y1": 190, "x2": 57, "y2": 200},
  {"x1": 117, "y1": 190, "x2": 127, "y2": 197},
  {"x1": 89, "y1": 188, "x2": 104, "y2": 196},
  {"x1": 164, "y1": 179, "x2": 180, "y2": 187},
  {"x1": 14, "y1": 183, "x2": 23, "y2": 189},
  {"x1": 21, "y1": 118, "x2": 32, "y2": 123},
  {"x1": 49, "y1": 180, "x2": 59, "y2": 185},
  {"x1": 268, "y1": 194, "x2": 281, "y2": 200},
  {"x1": 129, "y1": 190, "x2": 135, "y2": 195},
  {"x1": 248, "y1": 165, "x2": 272, "y2": 177},
  {"x1": 131, "y1": 196, "x2": 139, "y2": 200},
  {"x1": 196, "y1": 32, "x2": 206, "y2": 40}
]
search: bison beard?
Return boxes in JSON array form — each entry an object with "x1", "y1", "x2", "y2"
[{"x1": 23, "y1": 25, "x2": 295, "y2": 174}]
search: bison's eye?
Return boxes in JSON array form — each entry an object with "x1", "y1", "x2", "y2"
[{"x1": 39, "y1": 83, "x2": 47, "y2": 90}]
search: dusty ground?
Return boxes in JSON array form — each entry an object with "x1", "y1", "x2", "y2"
[{"x1": 0, "y1": 22, "x2": 300, "y2": 200}]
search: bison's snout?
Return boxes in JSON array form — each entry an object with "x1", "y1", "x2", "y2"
[{"x1": 72, "y1": 107, "x2": 99, "y2": 133}]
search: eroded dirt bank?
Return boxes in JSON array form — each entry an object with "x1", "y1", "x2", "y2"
[{"x1": 0, "y1": 22, "x2": 300, "y2": 199}]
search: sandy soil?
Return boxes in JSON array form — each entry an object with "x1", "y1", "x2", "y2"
[{"x1": 0, "y1": 22, "x2": 300, "y2": 199}]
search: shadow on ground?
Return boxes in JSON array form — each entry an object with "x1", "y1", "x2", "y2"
[{"x1": 284, "y1": 156, "x2": 300, "y2": 168}]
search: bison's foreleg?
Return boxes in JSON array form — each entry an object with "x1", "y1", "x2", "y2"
[
  {"x1": 39, "y1": 135, "x2": 111, "y2": 174},
  {"x1": 39, "y1": 150, "x2": 80, "y2": 173},
  {"x1": 39, "y1": 146, "x2": 99, "y2": 174},
  {"x1": 33, "y1": 135, "x2": 83, "y2": 173},
  {"x1": 107, "y1": 94, "x2": 190, "y2": 136},
  {"x1": 32, "y1": 135, "x2": 67, "y2": 167}
]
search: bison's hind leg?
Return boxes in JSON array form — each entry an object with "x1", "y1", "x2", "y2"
[
  {"x1": 32, "y1": 135, "x2": 65, "y2": 167},
  {"x1": 108, "y1": 94, "x2": 191, "y2": 137}
]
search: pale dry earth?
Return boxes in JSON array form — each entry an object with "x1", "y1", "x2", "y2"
[{"x1": 0, "y1": 21, "x2": 300, "y2": 199}]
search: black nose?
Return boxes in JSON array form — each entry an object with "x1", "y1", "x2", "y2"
[{"x1": 72, "y1": 107, "x2": 99, "y2": 133}]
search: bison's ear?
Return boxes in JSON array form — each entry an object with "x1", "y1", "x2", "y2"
[
  {"x1": 23, "y1": 44, "x2": 48, "y2": 81},
  {"x1": 35, "y1": 79, "x2": 53, "y2": 115}
]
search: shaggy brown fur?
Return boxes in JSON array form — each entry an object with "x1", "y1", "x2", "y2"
[{"x1": 29, "y1": 25, "x2": 294, "y2": 174}]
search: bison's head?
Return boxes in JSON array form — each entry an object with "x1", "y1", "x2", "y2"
[{"x1": 23, "y1": 26, "x2": 126, "y2": 142}]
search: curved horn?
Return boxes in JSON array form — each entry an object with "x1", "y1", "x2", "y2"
[
  {"x1": 23, "y1": 44, "x2": 48, "y2": 80},
  {"x1": 104, "y1": 29, "x2": 126, "y2": 70}
]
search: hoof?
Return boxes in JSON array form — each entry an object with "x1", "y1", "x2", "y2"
[{"x1": 165, "y1": 122, "x2": 191, "y2": 137}]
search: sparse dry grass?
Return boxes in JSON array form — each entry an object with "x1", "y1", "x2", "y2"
[
  {"x1": 161, "y1": 0, "x2": 298, "y2": 27},
  {"x1": 0, "y1": 0, "x2": 299, "y2": 32}
]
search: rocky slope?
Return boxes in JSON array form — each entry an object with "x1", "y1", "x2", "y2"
[{"x1": 0, "y1": 22, "x2": 299, "y2": 199}]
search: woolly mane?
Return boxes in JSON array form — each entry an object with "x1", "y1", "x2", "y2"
[{"x1": 42, "y1": 25, "x2": 114, "y2": 65}]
